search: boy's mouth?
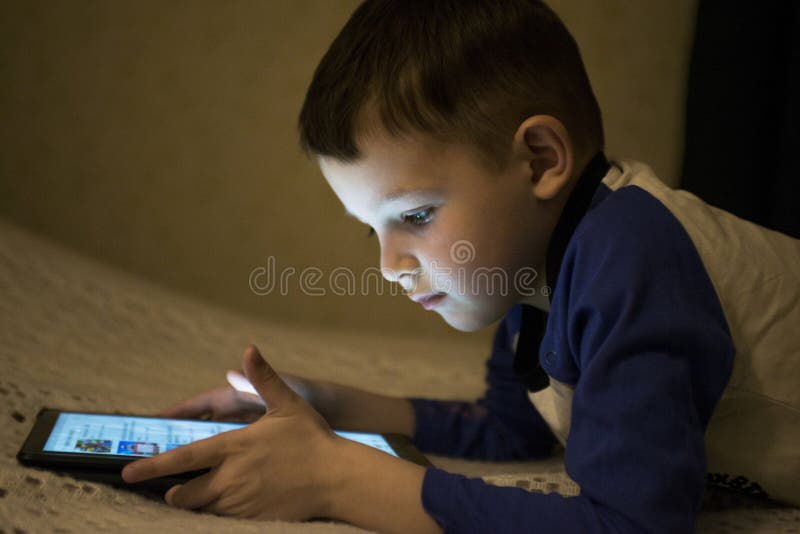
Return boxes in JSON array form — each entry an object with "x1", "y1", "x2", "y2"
[{"x1": 409, "y1": 292, "x2": 447, "y2": 310}]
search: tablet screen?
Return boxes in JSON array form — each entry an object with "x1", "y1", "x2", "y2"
[{"x1": 43, "y1": 412, "x2": 399, "y2": 458}]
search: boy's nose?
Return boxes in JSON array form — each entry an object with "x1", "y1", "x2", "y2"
[
  {"x1": 380, "y1": 259, "x2": 420, "y2": 285},
  {"x1": 380, "y1": 249, "x2": 420, "y2": 286}
]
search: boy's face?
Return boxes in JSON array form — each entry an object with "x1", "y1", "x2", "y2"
[{"x1": 319, "y1": 129, "x2": 568, "y2": 332}]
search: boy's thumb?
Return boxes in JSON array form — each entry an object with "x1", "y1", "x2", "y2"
[{"x1": 242, "y1": 344, "x2": 295, "y2": 411}]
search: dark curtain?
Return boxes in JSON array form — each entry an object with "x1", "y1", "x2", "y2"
[{"x1": 681, "y1": 1, "x2": 800, "y2": 238}]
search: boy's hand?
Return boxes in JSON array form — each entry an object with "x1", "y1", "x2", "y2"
[
  {"x1": 158, "y1": 382, "x2": 265, "y2": 423},
  {"x1": 122, "y1": 344, "x2": 340, "y2": 520},
  {"x1": 159, "y1": 370, "x2": 316, "y2": 423}
]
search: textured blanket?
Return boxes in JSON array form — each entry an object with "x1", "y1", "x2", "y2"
[{"x1": 0, "y1": 220, "x2": 797, "y2": 532}]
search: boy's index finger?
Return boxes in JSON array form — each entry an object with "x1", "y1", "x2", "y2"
[{"x1": 121, "y1": 436, "x2": 224, "y2": 483}]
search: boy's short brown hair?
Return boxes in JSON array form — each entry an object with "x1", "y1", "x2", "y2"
[{"x1": 298, "y1": 0, "x2": 603, "y2": 172}]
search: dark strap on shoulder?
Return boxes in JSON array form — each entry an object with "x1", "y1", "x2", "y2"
[{"x1": 513, "y1": 305, "x2": 550, "y2": 392}]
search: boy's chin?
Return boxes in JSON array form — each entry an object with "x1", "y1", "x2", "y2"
[{"x1": 438, "y1": 305, "x2": 508, "y2": 333}]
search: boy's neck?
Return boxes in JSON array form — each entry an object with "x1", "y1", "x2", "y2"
[{"x1": 519, "y1": 151, "x2": 610, "y2": 314}]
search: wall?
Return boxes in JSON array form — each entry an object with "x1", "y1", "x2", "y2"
[{"x1": 0, "y1": 0, "x2": 697, "y2": 341}]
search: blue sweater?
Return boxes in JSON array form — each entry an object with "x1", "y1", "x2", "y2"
[{"x1": 408, "y1": 154, "x2": 737, "y2": 533}]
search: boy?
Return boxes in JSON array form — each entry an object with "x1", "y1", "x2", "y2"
[{"x1": 122, "y1": 0, "x2": 800, "y2": 532}]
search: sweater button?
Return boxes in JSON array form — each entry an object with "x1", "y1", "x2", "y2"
[{"x1": 544, "y1": 350, "x2": 556, "y2": 364}]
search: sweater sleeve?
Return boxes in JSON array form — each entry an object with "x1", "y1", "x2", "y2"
[
  {"x1": 407, "y1": 308, "x2": 557, "y2": 461},
  {"x1": 416, "y1": 187, "x2": 736, "y2": 533}
]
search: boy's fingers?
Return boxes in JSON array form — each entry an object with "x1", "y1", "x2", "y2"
[
  {"x1": 242, "y1": 345, "x2": 298, "y2": 412},
  {"x1": 122, "y1": 436, "x2": 223, "y2": 483},
  {"x1": 165, "y1": 472, "x2": 222, "y2": 510},
  {"x1": 226, "y1": 369, "x2": 260, "y2": 397}
]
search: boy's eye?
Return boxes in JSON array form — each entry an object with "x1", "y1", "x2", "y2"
[
  {"x1": 364, "y1": 207, "x2": 437, "y2": 238},
  {"x1": 403, "y1": 207, "x2": 437, "y2": 227}
]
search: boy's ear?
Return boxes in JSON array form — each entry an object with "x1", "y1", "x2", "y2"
[{"x1": 512, "y1": 115, "x2": 574, "y2": 201}]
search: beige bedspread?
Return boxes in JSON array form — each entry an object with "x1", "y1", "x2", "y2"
[{"x1": 1, "y1": 220, "x2": 798, "y2": 532}]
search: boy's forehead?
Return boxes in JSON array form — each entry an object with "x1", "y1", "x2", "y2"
[
  {"x1": 319, "y1": 133, "x2": 488, "y2": 189},
  {"x1": 319, "y1": 136, "x2": 450, "y2": 201}
]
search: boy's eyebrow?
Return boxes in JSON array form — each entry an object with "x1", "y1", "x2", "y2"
[
  {"x1": 343, "y1": 187, "x2": 439, "y2": 219},
  {"x1": 380, "y1": 187, "x2": 438, "y2": 203}
]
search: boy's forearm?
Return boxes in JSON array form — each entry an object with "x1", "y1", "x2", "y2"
[
  {"x1": 326, "y1": 437, "x2": 442, "y2": 534},
  {"x1": 314, "y1": 380, "x2": 416, "y2": 436}
]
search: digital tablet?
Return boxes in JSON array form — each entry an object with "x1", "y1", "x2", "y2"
[{"x1": 18, "y1": 408, "x2": 430, "y2": 492}]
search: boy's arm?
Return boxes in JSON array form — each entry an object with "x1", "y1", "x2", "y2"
[
  {"x1": 327, "y1": 439, "x2": 442, "y2": 534},
  {"x1": 407, "y1": 313, "x2": 558, "y2": 460},
  {"x1": 311, "y1": 380, "x2": 416, "y2": 435},
  {"x1": 316, "y1": 311, "x2": 557, "y2": 461}
]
